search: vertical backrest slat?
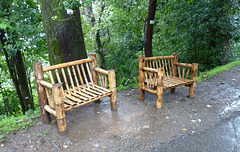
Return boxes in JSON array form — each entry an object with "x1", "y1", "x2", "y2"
[
  {"x1": 72, "y1": 66, "x2": 81, "y2": 91},
  {"x1": 164, "y1": 59, "x2": 169, "y2": 77},
  {"x1": 76, "y1": 65, "x2": 84, "y2": 85},
  {"x1": 144, "y1": 71, "x2": 150, "y2": 89},
  {"x1": 104, "y1": 75, "x2": 107, "y2": 88},
  {"x1": 182, "y1": 67, "x2": 185, "y2": 79},
  {"x1": 171, "y1": 58, "x2": 175, "y2": 76},
  {"x1": 168, "y1": 59, "x2": 172, "y2": 77},
  {"x1": 55, "y1": 69, "x2": 65, "y2": 95},
  {"x1": 185, "y1": 68, "x2": 190, "y2": 79},
  {"x1": 86, "y1": 63, "x2": 93, "y2": 84},
  {"x1": 61, "y1": 68, "x2": 70, "y2": 93},
  {"x1": 48, "y1": 71, "x2": 55, "y2": 84},
  {"x1": 161, "y1": 59, "x2": 166, "y2": 76},
  {"x1": 177, "y1": 66, "x2": 181, "y2": 78},
  {"x1": 67, "y1": 67, "x2": 76, "y2": 93},
  {"x1": 81, "y1": 64, "x2": 89, "y2": 86}
]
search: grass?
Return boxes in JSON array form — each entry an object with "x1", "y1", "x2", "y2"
[
  {"x1": 0, "y1": 108, "x2": 40, "y2": 142},
  {"x1": 197, "y1": 60, "x2": 240, "y2": 82}
]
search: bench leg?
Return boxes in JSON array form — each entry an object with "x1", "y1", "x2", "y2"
[
  {"x1": 170, "y1": 88, "x2": 175, "y2": 93},
  {"x1": 109, "y1": 70, "x2": 117, "y2": 111},
  {"x1": 138, "y1": 87, "x2": 145, "y2": 101},
  {"x1": 156, "y1": 68, "x2": 164, "y2": 109},
  {"x1": 189, "y1": 83, "x2": 196, "y2": 98},
  {"x1": 53, "y1": 84, "x2": 67, "y2": 135}
]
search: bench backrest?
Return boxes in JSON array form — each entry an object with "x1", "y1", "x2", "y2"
[
  {"x1": 141, "y1": 53, "x2": 193, "y2": 79},
  {"x1": 42, "y1": 58, "x2": 94, "y2": 94}
]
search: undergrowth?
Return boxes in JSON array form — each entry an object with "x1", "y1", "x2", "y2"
[{"x1": 0, "y1": 108, "x2": 40, "y2": 142}]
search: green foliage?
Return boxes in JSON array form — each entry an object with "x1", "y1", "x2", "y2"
[
  {"x1": 0, "y1": 108, "x2": 40, "y2": 135},
  {"x1": 154, "y1": 0, "x2": 240, "y2": 72}
]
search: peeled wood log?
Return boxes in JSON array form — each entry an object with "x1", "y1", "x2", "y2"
[
  {"x1": 189, "y1": 63, "x2": 198, "y2": 98},
  {"x1": 109, "y1": 70, "x2": 117, "y2": 111},
  {"x1": 139, "y1": 55, "x2": 145, "y2": 101},
  {"x1": 142, "y1": 87, "x2": 157, "y2": 94},
  {"x1": 145, "y1": 56, "x2": 174, "y2": 61},
  {"x1": 34, "y1": 62, "x2": 51, "y2": 124},
  {"x1": 44, "y1": 105, "x2": 56, "y2": 116},
  {"x1": 43, "y1": 58, "x2": 93, "y2": 72},
  {"x1": 142, "y1": 67, "x2": 158, "y2": 73},
  {"x1": 40, "y1": 80, "x2": 53, "y2": 89},
  {"x1": 94, "y1": 67, "x2": 109, "y2": 75},
  {"x1": 156, "y1": 68, "x2": 164, "y2": 109},
  {"x1": 175, "y1": 63, "x2": 192, "y2": 68},
  {"x1": 53, "y1": 83, "x2": 67, "y2": 135},
  {"x1": 89, "y1": 53, "x2": 98, "y2": 85}
]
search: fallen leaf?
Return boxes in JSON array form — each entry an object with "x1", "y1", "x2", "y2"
[
  {"x1": 182, "y1": 128, "x2": 187, "y2": 131},
  {"x1": 1, "y1": 144, "x2": 4, "y2": 147},
  {"x1": 192, "y1": 131, "x2": 195, "y2": 133},
  {"x1": 212, "y1": 92, "x2": 215, "y2": 94},
  {"x1": 166, "y1": 117, "x2": 169, "y2": 119},
  {"x1": 198, "y1": 119, "x2": 201, "y2": 122}
]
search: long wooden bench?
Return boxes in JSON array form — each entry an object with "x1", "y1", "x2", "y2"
[
  {"x1": 34, "y1": 53, "x2": 117, "y2": 134},
  {"x1": 138, "y1": 53, "x2": 198, "y2": 109}
]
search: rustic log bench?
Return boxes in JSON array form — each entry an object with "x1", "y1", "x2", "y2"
[
  {"x1": 34, "y1": 53, "x2": 117, "y2": 134},
  {"x1": 138, "y1": 53, "x2": 198, "y2": 109}
]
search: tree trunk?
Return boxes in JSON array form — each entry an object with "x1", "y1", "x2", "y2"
[
  {"x1": 0, "y1": 78, "x2": 8, "y2": 116},
  {"x1": 15, "y1": 51, "x2": 34, "y2": 110},
  {"x1": 38, "y1": 0, "x2": 87, "y2": 65},
  {"x1": 144, "y1": 0, "x2": 157, "y2": 57},
  {"x1": 0, "y1": 30, "x2": 34, "y2": 114}
]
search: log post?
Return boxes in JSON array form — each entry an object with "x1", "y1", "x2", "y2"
[
  {"x1": 189, "y1": 63, "x2": 198, "y2": 98},
  {"x1": 53, "y1": 83, "x2": 67, "y2": 135},
  {"x1": 139, "y1": 55, "x2": 145, "y2": 101},
  {"x1": 170, "y1": 53, "x2": 178, "y2": 93},
  {"x1": 109, "y1": 70, "x2": 117, "y2": 111},
  {"x1": 34, "y1": 62, "x2": 51, "y2": 124},
  {"x1": 156, "y1": 68, "x2": 164, "y2": 109},
  {"x1": 89, "y1": 53, "x2": 98, "y2": 85}
]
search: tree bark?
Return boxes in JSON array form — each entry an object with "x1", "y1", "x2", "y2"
[
  {"x1": 38, "y1": 0, "x2": 87, "y2": 65},
  {"x1": 144, "y1": 0, "x2": 157, "y2": 57}
]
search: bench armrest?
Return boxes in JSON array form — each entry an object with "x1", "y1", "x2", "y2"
[
  {"x1": 40, "y1": 80, "x2": 53, "y2": 89},
  {"x1": 174, "y1": 62, "x2": 198, "y2": 80},
  {"x1": 94, "y1": 67, "x2": 109, "y2": 76}
]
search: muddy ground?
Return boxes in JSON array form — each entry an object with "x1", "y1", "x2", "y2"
[{"x1": 1, "y1": 65, "x2": 240, "y2": 152}]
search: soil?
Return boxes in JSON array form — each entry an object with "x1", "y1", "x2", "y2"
[{"x1": 1, "y1": 65, "x2": 240, "y2": 152}]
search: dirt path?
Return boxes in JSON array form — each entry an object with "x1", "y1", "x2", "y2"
[{"x1": 1, "y1": 65, "x2": 240, "y2": 152}]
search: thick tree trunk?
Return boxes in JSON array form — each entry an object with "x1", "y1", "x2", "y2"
[
  {"x1": 144, "y1": 0, "x2": 157, "y2": 57},
  {"x1": 38, "y1": 0, "x2": 87, "y2": 65}
]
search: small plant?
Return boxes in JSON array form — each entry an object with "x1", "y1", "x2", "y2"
[
  {"x1": 37, "y1": 133, "x2": 41, "y2": 137},
  {"x1": 0, "y1": 135, "x2": 5, "y2": 143},
  {"x1": 44, "y1": 130, "x2": 49, "y2": 137}
]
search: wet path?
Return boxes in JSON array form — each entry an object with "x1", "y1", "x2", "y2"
[{"x1": 1, "y1": 65, "x2": 240, "y2": 152}]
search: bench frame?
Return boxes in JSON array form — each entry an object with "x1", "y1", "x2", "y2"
[
  {"x1": 34, "y1": 53, "x2": 117, "y2": 134},
  {"x1": 138, "y1": 53, "x2": 198, "y2": 109}
]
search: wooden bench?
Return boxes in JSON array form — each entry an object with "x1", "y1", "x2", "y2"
[
  {"x1": 34, "y1": 53, "x2": 117, "y2": 134},
  {"x1": 138, "y1": 53, "x2": 198, "y2": 109}
]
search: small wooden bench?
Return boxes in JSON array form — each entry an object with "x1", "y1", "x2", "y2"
[
  {"x1": 34, "y1": 53, "x2": 117, "y2": 134},
  {"x1": 138, "y1": 53, "x2": 198, "y2": 109}
]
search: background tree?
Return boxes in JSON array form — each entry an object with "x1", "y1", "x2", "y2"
[
  {"x1": 38, "y1": 0, "x2": 87, "y2": 65},
  {"x1": 0, "y1": 0, "x2": 44, "y2": 114}
]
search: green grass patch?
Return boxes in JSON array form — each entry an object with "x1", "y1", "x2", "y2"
[
  {"x1": 0, "y1": 108, "x2": 40, "y2": 139},
  {"x1": 197, "y1": 60, "x2": 240, "y2": 82}
]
